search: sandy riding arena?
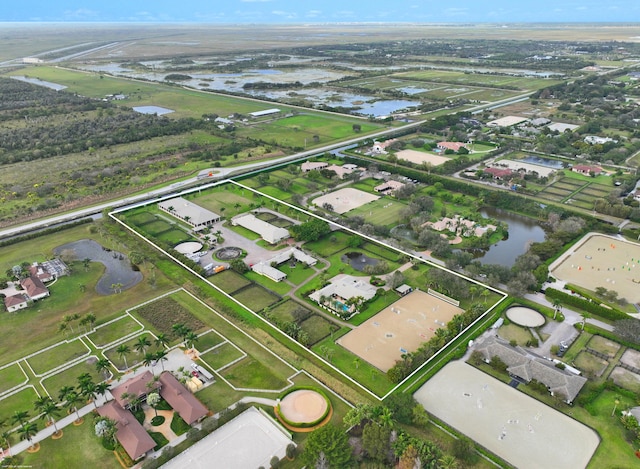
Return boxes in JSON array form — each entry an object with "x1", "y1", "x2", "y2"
[
  {"x1": 278, "y1": 390, "x2": 328, "y2": 424},
  {"x1": 506, "y1": 306, "x2": 545, "y2": 327},
  {"x1": 396, "y1": 149, "x2": 450, "y2": 166},
  {"x1": 312, "y1": 188, "x2": 379, "y2": 214},
  {"x1": 337, "y1": 290, "x2": 463, "y2": 372},
  {"x1": 550, "y1": 233, "x2": 640, "y2": 304},
  {"x1": 415, "y1": 362, "x2": 599, "y2": 469}
]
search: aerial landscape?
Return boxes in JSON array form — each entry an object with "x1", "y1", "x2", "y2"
[{"x1": 1, "y1": 2, "x2": 640, "y2": 469}]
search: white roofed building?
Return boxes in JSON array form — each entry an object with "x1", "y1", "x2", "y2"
[
  {"x1": 232, "y1": 214, "x2": 290, "y2": 244},
  {"x1": 309, "y1": 275, "x2": 377, "y2": 317},
  {"x1": 158, "y1": 197, "x2": 221, "y2": 231}
]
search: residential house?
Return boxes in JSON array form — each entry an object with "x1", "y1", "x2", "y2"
[
  {"x1": 97, "y1": 401, "x2": 156, "y2": 461},
  {"x1": 309, "y1": 276, "x2": 377, "y2": 316},
  {"x1": 374, "y1": 180, "x2": 405, "y2": 196},
  {"x1": 111, "y1": 371, "x2": 160, "y2": 408},
  {"x1": 371, "y1": 139, "x2": 397, "y2": 154},
  {"x1": 28, "y1": 263, "x2": 54, "y2": 282},
  {"x1": 572, "y1": 165, "x2": 603, "y2": 176},
  {"x1": 4, "y1": 294, "x2": 28, "y2": 312},
  {"x1": 483, "y1": 167, "x2": 514, "y2": 180},
  {"x1": 584, "y1": 135, "x2": 616, "y2": 145},
  {"x1": 159, "y1": 371, "x2": 209, "y2": 425},
  {"x1": 158, "y1": 197, "x2": 221, "y2": 231},
  {"x1": 232, "y1": 214, "x2": 290, "y2": 245},
  {"x1": 301, "y1": 161, "x2": 329, "y2": 172},
  {"x1": 437, "y1": 141, "x2": 468, "y2": 152},
  {"x1": 19, "y1": 276, "x2": 49, "y2": 301},
  {"x1": 251, "y1": 248, "x2": 317, "y2": 282}
]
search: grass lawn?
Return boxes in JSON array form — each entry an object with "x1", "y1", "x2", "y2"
[
  {"x1": 362, "y1": 242, "x2": 403, "y2": 262},
  {"x1": 156, "y1": 228, "x2": 193, "y2": 245},
  {"x1": 220, "y1": 357, "x2": 289, "y2": 390},
  {"x1": 0, "y1": 364, "x2": 27, "y2": 395},
  {"x1": 232, "y1": 285, "x2": 280, "y2": 312},
  {"x1": 0, "y1": 387, "x2": 39, "y2": 422},
  {"x1": 278, "y1": 263, "x2": 316, "y2": 285},
  {"x1": 21, "y1": 412, "x2": 121, "y2": 469},
  {"x1": 190, "y1": 188, "x2": 254, "y2": 215},
  {"x1": 349, "y1": 198, "x2": 408, "y2": 226},
  {"x1": 245, "y1": 271, "x2": 292, "y2": 296},
  {"x1": 224, "y1": 222, "x2": 262, "y2": 240},
  {"x1": 350, "y1": 290, "x2": 400, "y2": 326},
  {"x1": 41, "y1": 357, "x2": 104, "y2": 397},
  {"x1": 209, "y1": 269, "x2": 252, "y2": 294},
  {"x1": 104, "y1": 333, "x2": 158, "y2": 370},
  {"x1": 195, "y1": 378, "x2": 244, "y2": 414},
  {"x1": 497, "y1": 324, "x2": 534, "y2": 346},
  {"x1": 304, "y1": 231, "x2": 351, "y2": 257},
  {"x1": 27, "y1": 339, "x2": 91, "y2": 376},
  {"x1": 574, "y1": 352, "x2": 609, "y2": 378},
  {"x1": 199, "y1": 343, "x2": 244, "y2": 371},
  {"x1": 587, "y1": 335, "x2": 621, "y2": 358},
  {"x1": 87, "y1": 315, "x2": 144, "y2": 348},
  {"x1": 269, "y1": 299, "x2": 312, "y2": 325},
  {"x1": 299, "y1": 315, "x2": 338, "y2": 345},
  {"x1": 194, "y1": 330, "x2": 225, "y2": 352}
]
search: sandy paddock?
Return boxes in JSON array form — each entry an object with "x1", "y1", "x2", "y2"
[
  {"x1": 312, "y1": 188, "x2": 379, "y2": 214},
  {"x1": 415, "y1": 362, "x2": 599, "y2": 469},
  {"x1": 279, "y1": 390, "x2": 328, "y2": 423},
  {"x1": 506, "y1": 306, "x2": 545, "y2": 327},
  {"x1": 337, "y1": 290, "x2": 463, "y2": 372},
  {"x1": 396, "y1": 149, "x2": 450, "y2": 166},
  {"x1": 550, "y1": 233, "x2": 640, "y2": 304}
]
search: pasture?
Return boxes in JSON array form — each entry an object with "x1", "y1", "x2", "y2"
[
  {"x1": 232, "y1": 284, "x2": 281, "y2": 312},
  {"x1": 26, "y1": 339, "x2": 90, "y2": 376},
  {"x1": 349, "y1": 197, "x2": 408, "y2": 226},
  {"x1": 40, "y1": 357, "x2": 104, "y2": 396},
  {"x1": 312, "y1": 187, "x2": 380, "y2": 214},
  {"x1": 209, "y1": 270, "x2": 252, "y2": 294}
]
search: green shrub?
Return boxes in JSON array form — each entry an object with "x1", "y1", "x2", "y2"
[
  {"x1": 170, "y1": 413, "x2": 191, "y2": 435},
  {"x1": 151, "y1": 416, "x2": 165, "y2": 426}
]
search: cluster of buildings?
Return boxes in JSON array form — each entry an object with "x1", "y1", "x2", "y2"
[
  {"x1": 232, "y1": 213, "x2": 290, "y2": 245},
  {"x1": 309, "y1": 276, "x2": 377, "y2": 317},
  {"x1": 3, "y1": 260, "x2": 68, "y2": 312},
  {"x1": 251, "y1": 248, "x2": 316, "y2": 282},
  {"x1": 424, "y1": 215, "x2": 497, "y2": 239},
  {"x1": 98, "y1": 370, "x2": 209, "y2": 461},
  {"x1": 300, "y1": 161, "x2": 360, "y2": 179}
]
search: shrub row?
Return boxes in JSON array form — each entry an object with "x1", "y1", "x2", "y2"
[
  {"x1": 0, "y1": 218, "x2": 92, "y2": 248},
  {"x1": 545, "y1": 288, "x2": 628, "y2": 321}
]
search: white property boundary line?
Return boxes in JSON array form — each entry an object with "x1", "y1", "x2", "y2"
[{"x1": 110, "y1": 178, "x2": 508, "y2": 401}]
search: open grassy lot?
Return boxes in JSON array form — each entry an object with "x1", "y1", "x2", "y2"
[
  {"x1": 588, "y1": 335, "x2": 622, "y2": 358},
  {"x1": 191, "y1": 187, "x2": 255, "y2": 216},
  {"x1": 200, "y1": 343, "x2": 244, "y2": 371},
  {"x1": 574, "y1": 351, "x2": 609, "y2": 378},
  {"x1": 245, "y1": 271, "x2": 291, "y2": 296},
  {"x1": 299, "y1": 315, "x2": 338, "y2": 346},
  {"x1": 194, "y1": 330, "x2": 225, "y2": 352},
  {"x1": 104, "y1": 333, "x2": 157, "y2": 370},
  {"x1": 232, "y1": 285, "x2": 280, "y2": 312},
  {"x1": 21, "y1": 409, "x2": 121, "y2": 469},
  {"x1": 304, "y1": 231, "x2": 352, "y2": 257},
  {"x1": 350, "y1": 290, "x2": 400, "y2": 326},
  {"x1": 279, "y1": 263, "x2": 316, "y2": 285},
  {"x1": 268, "y1": 299, "x2": 312, "y2": 325},
  {"x1": 142, "y1": 219, "x2": 174, "y2": 236},
  {"x1": 0, "y1": 387, "x2": 40, "y2": 426},
  {"x1": 220, "y1": 357, "x2": 289, "y2": 390},
  {"x1": 349, "y1": 197, "x2": 408, "y2": 226},
  {"x1": 390, "y1": 69, "x2": 564, "y2": 90},
  {"x1": 497, "y1": 324, "x2": 534, "y2": 346},
  {"x1": 87, "y1": 315, "x2": 143, "y2": 348},
  {"x1": 209, "y1": 269, "x2": 252, "y2": 294},
  {"x1": 41, "y1": 357, "x2": 104, "y2": 397},
  {"x1": 194, "y1": 377, "x2": 244, "y2": 415},
  {"x1": 362, "y1": 241, "x2": 403, "y2": 262},
  {"x1": 610, "y1": 367, "x2": 640, "y2": 394},
  {"x1": 27, "y1": 339, "x2": 90, "y2": 376},
  {"x1": 156, "y1": 228, "x2": 193, "y2": 245},
  {"x1": 0, "y1": 364, "x2": 27, "y2": 395}
]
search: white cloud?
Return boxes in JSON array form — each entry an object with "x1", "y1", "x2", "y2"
[
  {"x1": 62, "y1": 8, "x2": 100, "y2": 20},
  {"x1": 271, "y1": 10, "x2": 298, "y2": 19}
]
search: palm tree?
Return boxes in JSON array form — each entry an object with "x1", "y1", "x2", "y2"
[
  {"x1": 184, "y1": 331, "x2": 199, "y2": 351},
  {"x1": 0, "y1": 429, "x2": 12, "y2": 457},
  {"x1": 39, "y1": 401, "x2": 62, "y2": 436},
  {"x1": 147, "y1": 392, "x2": 161, "y2": 417},
  {"x1": 34, "y1": 396, "x2": 53, "y2": 414},
  {"x1": 11, "y1": 410, "x2": 29, "y2": 429},
  {"x1": 116, "y1": 344, "x2": 131, "y2": 370},
  {"x1": 85, "y1": 313, "x2": 96, "y2": 330},
  {"x1": 142, "y1": 352, "x2": 156, "y2": 372},
  {"x1": 95, "y1": 382, "x2": 110, "y2": 404},
  {"x1": 154, "y1": 333, "x2": 169, "y2": 350},
  {"x1": 581, "y1": 311, "x2": 591, "y2": 330},
  {"x1": 155, "y1": 349, "x2": 168, "y2": 371},
  {"x1": 552, "y1": 299, "x2": 562, "y2": 320},
  {"x1": 18, "y1": 422, "x2": 38, "y2": 449},
  {"x1": 58, "y1": 386, "x2": 75, "y2": 404},
  {"x1": 134, "y1": 336, "x2": 151, "y2": 355},
  {"x1": 95, "y1": 358, "x2": 111, "y2": 379},
  {"x1": 172, "y1": 323, "x2": 187, "y2": 340},
  {"x1": 438, "y1": 454, "x2": 458, "y2": 469},
  {"x1": 78, "y1": 378, "x2": 98, "y2": 409},
  {"x1": 57, "y1": 322, "x2": 68, "y2": 337},
  {"x1": 65, "y1": 392, "x2": 83, "y2": 423}
]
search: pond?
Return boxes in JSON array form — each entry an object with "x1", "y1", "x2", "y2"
[
  {"x1": 54, "y1": 239, "x2": 142, "y2": 295},
  {"x1": 351, "y1": 99, "x2": 421, "y2": 118},
  {"x1": 341, "y1": 251, "x2": 379, "y2": 272},
  {"x1": 471, "y1": 208, "x2": 546, "y2": 267}
]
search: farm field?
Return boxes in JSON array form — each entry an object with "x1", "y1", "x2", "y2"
[
  {"x1": 0, "y1": 364, "x2": 27, "y2": 395},
  {"x1": 349, "y1": 197, "x2": 408, "y2": 226}
]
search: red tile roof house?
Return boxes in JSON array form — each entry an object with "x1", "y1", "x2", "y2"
[
  {"x1": 159, "y1": 371, "x2": 209, "y2": 424},
  {"x1": 4, "y1": 294, "x2": 28, "y2": 312},
  {"x1": 437, "y1": 141, "x2": 468, "y2": 152},
  {"x1": 97, "y1": 401, "x2": 156, "y2": 461},
  {"x1": 111, "y1": 371, "x2": 160, "y2": 408},
  {"x1": 572, "y1": 165, "x2": 604, "y2": 176},
  {"x1": 483, "y1": 167, "x2": 514, "y2": 180},
  {"x1": 19, "y1": 276, "x2": 49, "y2": 301},
  {"x1": 28, "y1": 263, "x2": 54, "y2": 283}
]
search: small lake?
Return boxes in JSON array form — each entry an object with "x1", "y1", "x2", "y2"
[
  {"x1": 54, "y1": 239, "x2": 142, "y2": 295},
  {"x1": 351, "y1": 99, "x2": 421, "y2": 117},
  {"x1": 11, "y1": 75, "x2": 67, "y2": 91},
  {"x1": 133, "y1": 106, "x2": 174, "y2": 115},
  {"x1": 472, "y1": 208, "x2": 546, "y2": 267},
  {"x1": 341, "y1": 251, "x2": 379, "y2": 272}
]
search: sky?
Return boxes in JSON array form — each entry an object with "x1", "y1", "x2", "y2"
[{"x1": 2, "y1": 1, "x2": 639, "y2": 23}]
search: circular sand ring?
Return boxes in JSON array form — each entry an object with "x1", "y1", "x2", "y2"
[
  {"x1": 278, "y1": 390, "x2": 329, "y2": 427},
  {"x1": 506, "y1": 306, "x2": 545, "y2": 327},
  {"x1": 175, "y1": 241, "x2": 203, "y2": 255},
  {"x1": 215, "y1": 246, "x2": 242, "y2": 260}
]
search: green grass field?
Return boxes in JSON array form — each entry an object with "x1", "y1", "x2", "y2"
[
  {"x1": 220, "y1": 357, "x2": 289, "y2": 390},
  {"x1": 192, "y1": 188, "x2": 255, "y2": 215},
  {"x1": 279, "y1": 263, "x2": 316, "y2": 285},
  {"x1": 26, "y1": 339, "x2": 90, "y2": 376},
  {"x1": 41, "y1": 358, "x2": 104, "y2": 397},
  {"x1": 0, "y1": 364, "x2": 27, "y2": 395},
  {"x1": 232, "y1": 285, "x2": 280, "y2": 312},
  {"x1": 304, "y1": 231, "x2": 352, "y2": 257},
  {"x1": 299, "y1": 315, "x2": 337, "y2": 345},
  {"x1": 268, "y1": 299, "x2": 312, "y2": 325},
  {"x1": 0, "y1": 387, "x2": 40, "y2": 427},
  {"x1": 245, "y1": 271, "x2": 292, "y2": 296},
  {"x1": 200, "y1": 343, "x2": 244, "y2": 371},
  {"x1": 209, "y1": 269, "x2": 252, "y2": 294},
  {"x1": 87, "y1": 315, "x2": 144, "y2": 348},
  {"x1": 194, "y1": 330, "x2": 225, "y2": 352},
  {"x1": 349, "y1": 198, "x2": 408, "y2": 226}
]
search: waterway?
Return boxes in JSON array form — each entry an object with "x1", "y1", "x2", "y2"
[{"x1": 473, "y1": 208, "x2": 546, "y2": 267}]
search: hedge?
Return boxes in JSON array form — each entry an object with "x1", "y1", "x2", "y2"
[{"x1": 545, "y1": 288, "x2": 628, "y2": 321}]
